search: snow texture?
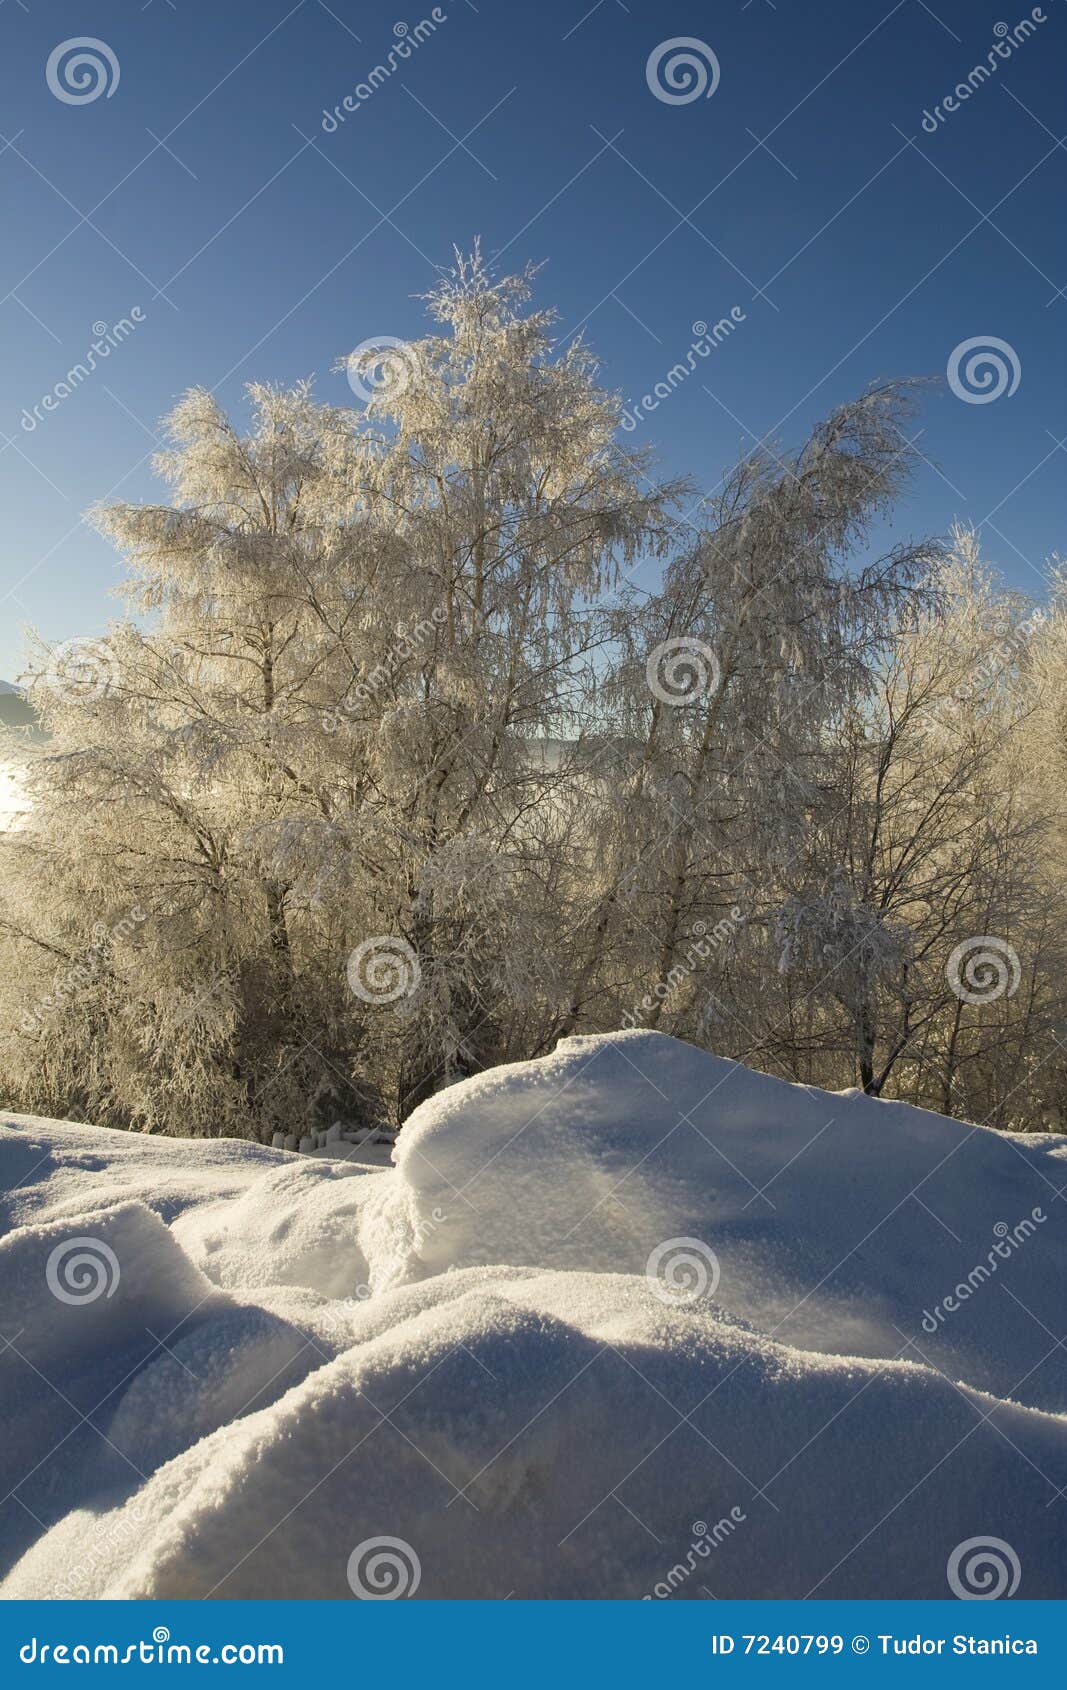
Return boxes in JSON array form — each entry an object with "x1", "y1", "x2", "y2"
[{"x1": 2, "y1": 1031, "x2": 1066, "y2": 1599}]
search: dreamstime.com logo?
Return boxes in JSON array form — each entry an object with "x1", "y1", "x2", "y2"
[
  {"x1": 646, "y1": 38, "x2": 720, "y2": 105},
  {"x1": 644, "y1": 1510, "x2": 746, "y2": 1598},
  {"x1": 946, "y1": 1536, "x2": 1021, "y2": 1600},
  {"x1": 947, "y1": 337, "x2": 1020, "y2": 405},
  {"x1": 21, "y1": 311, "x2": 146, "y2": 432},
  {"x1": 321, "y1": 13, "x2": 447, "y2": 131},
  {"x1": 646, "y1": 1237, "x2": 721, "y2": 1305},
  {"x1": 344, "y1": 335, "x2": 420, "y2": 404},
  {"x1": 920, "y1": 1207, "x2": 1045, "y2": 1333},
  {"x1": 51, "y1": 1502, "x2": 153, "y2": 1599},
  {"x1": 346, "y1": 936, "x2": 421, "y2": 1005},
  {"x1": 322, "y1": 607, "x2": 447, "y2": 733},
  {"x1": 46, "y1": 38, "x2": 120, "y2": 104},
  {"x1": 919, "y1": 605, "x2": 1046, "y2": 739},
  {"x1": 620, "y1": 310, "x2": 746, "y2": 432},
  {"x1": 38, "y1": 636, "x2": 119, "y2": 702},
  {"x1": 946, "y1": 936, "x2": 1020, "y2": 1004},
  {"x1": 347, "y1": 1536, "x2": 422, "y2": 1598},
  {"x1": 646, "y1": 636, "x2": 721, "y2": 706},
  {"x1": 622, "y1": 910, "x2": 744, "y2": 1029},
  {"x1": 350, "y1": 1206, "x2": 448, "y2": 1299},
  {"x1": 45, "y1": 1237, "x2": 121, "y2": 1305},
  {"x1": 919, "y1": 11, "x2": 1047, "y2": 134},
  {"x1": 19, "y1": 1628, "x2": 283, "y2": 1666}
]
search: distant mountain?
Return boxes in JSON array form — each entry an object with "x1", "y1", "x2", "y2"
[{"x1": 0, "y1": 682, "x2": 39, "y2": 733}]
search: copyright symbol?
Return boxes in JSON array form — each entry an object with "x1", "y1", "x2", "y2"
[{"x1": 851, "y1": 1635, "x2": 870, "y2": 1655}]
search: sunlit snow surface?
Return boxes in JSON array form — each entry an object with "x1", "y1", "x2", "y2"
[{"x1": 2, "y1": 1031, "x2": 1066, "y2": 1599}]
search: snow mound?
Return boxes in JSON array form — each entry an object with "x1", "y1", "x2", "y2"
[
  {"x1": 384, "y1": 1032, "x2": 1067, "y2": 1411},
  {"x1": 171, "y1": 1157, "x2": 384, "y2": 1299},
  {"x1": 2, "y1": 1032, "x2": 1066, "y2": 1599},
  {"x1": 0, "y1": 1201, "x2": 218, "y2": 1504}
]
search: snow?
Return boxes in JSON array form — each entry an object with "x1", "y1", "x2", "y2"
[{"x1": 2, "y1": 1030, "x2": 1066, "y2": 1599}]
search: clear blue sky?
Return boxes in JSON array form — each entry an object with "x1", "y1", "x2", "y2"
[{"x1": 1, "y1": 0, "x2": 1064, "y2": 681}]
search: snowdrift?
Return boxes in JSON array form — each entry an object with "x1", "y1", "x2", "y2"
[{"x1": 2, "y1": 1031, "x2": 1066, "y2": 1599}]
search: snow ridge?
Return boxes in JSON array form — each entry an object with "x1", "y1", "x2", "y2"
[{"x1": 2, "y1": 1032, "x2": 1065, "y2": 1599}]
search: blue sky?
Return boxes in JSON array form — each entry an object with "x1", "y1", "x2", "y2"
[{"x1": 0, "y1": 0, "x2": 1064, "y2": 681}]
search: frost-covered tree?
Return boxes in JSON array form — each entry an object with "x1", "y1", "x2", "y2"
[
  {"x1": 560, "y1": 385, "x2": 940, "y2": 1045},
  {"x1": 765, "y1": 530, "x2": 1057, "y2": 1108},
  {"x1": 0, "y1": 252, "x2": 672, "y2": 1134},
  {"x1": 326, "y1": 250, "x2": 675, "y2": 1109},
  {"x1": 0, "y1": 385, "x2": 389, "y2": 1136},
  {"x1": 3, "y1": 252, "x2": 1063, "y2": 1139}
]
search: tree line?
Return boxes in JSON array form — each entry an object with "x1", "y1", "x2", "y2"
[{"x1": 2, "y1": 251, "x2": 1064, "y2": 1139}]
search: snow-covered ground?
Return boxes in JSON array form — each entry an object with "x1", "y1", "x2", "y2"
[{"x1": 2, "y1": 1030, "x2": 1066, "y2": 1599}]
